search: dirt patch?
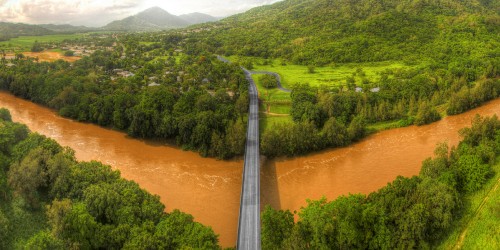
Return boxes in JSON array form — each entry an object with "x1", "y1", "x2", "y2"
[{"x1": 5, "y1": 51, "x2": 81, "y2": 63}]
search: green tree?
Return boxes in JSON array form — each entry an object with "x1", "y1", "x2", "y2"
[
  {"x1": 261, "y1": 205, "x2": 294, "y2": 250},
  {"x1": 31, "y1": 41, "x2": 43, "y2": 52},
  {"x1": 24, "y1": 230, "x2": 65, "y2": 250},
  {"x1": 8, "y1": 147, "x2": 52, "y2": 207},
  {"x1": 260, "y1": 74, "x2": 277, "y2": 89},
  {"x1": 0, "y1": 108, "x2": 11, "y2": 122},
  {"x1": 414, "y1": 101, "x2": 440, "y2": 126},
  {"x1": 0, "y1": 210, "x2": 9, "y2": 249}
]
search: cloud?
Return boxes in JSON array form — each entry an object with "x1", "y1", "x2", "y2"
[
  {"x1": 0, "y1": 0, "x2": 283, "y2": 26},
  {"x1": 0, "y1": 0, "x2": 145, "y2": 26},
  {"x1": 144, "y1": 0, "x2": 282, "y2": 17}
]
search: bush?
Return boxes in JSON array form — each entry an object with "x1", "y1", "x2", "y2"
[
  {"x1": 259, "y1": 74, "x2": 277, "y2": 89},
  {"x1": 307, "y1": 65, "x2": 316, "y2": 74},
  {"x1": 0, "y1": 108, "x2": 12, "y2": 122},
  {"x1": 64, "y1": 50, "x2": 75, "y2": 57}
]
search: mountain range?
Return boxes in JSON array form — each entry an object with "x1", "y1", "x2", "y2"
[
  {"x1": 0, "y1": 6, "x2": 218, "y2": 39},
  {"x1": 103, "y1": 7, "x2": 218, "y2": 31}
]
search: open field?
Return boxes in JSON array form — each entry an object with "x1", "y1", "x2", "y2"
[
  {"x1": 251, "y1": 74, "x2": 291, "y2": 103},
  {"x1": 230, "y1": 56, "x2": 410, "y2": 88},
  {"x1": 259, "y1": 113, "x2": 293, "y2": 134},
  {"x1": 435, "y1": 159, "x2": 500, "y2": 249},
  {"x1": 5, "y1": 51, "x2": 81, "y2": 62},
  {"x1": 0, "y1": 34, "x2": 84, "y2": 51}
]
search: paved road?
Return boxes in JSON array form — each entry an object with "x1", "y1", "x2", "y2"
[
  {"x1": 250, "y1": 70, "x2": 291, "y2": 92},
  {"x1": 236, "y1": 68, "x2": 261, "y2": 250},
  {"x1": 217, "y1": 55, "x2": 261, "y2": 249}
]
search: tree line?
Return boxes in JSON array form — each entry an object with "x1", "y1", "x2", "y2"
[
  {"x1": 0, "y1": 108, "x2": 221, "y2": 249},
  {"x1": 261, "y1": 65, "x2": 500, "y2": 157},
  {"x1": 0, "y1": 47, "x2": 249, "y2": 159},
  {"x1": 261, "y1": 114, "x2": 500, "y2": 249}
]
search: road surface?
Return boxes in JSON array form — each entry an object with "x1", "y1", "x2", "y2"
[
  {"x1": 218, "y1": 55, "x2": 275, "y2": 249},
  {"x1": 236, "y1": 68, "x2": 261, "y2": 250}
]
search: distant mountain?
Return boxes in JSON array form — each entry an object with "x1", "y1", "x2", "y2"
[
  {"x1": 103, "y1": 7, "x2": 217, "y2": 31},
  {"x1": 39, "y1": 24, "x2": 95, "y2": 33},
  {"x1": 0, "y1": 22, "x2": 96, "y2": 41},
  {"x1": 0, "y1": 22, "x2": 54, "y2": 41},
  {"x1": 179, "y1": 12, "x2": 219, "y2": 24}
]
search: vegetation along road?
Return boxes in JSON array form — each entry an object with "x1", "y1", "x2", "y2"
[
  {"x1": 218, "y1": 56, "x2": 292, "y2": 249},
  {"x1": 237, "y1": 68, "x2": 261, "y2": 250},
  {"x1": 250, "y1": 71, "x2": 291, "y2": 92}
]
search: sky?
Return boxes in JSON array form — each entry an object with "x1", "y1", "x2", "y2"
[{"x1": 0, "y1": 0, "x2": 281, "y2": 27}]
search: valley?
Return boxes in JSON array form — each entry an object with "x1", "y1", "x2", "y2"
[{"x1": 0, "y1": 0, "x2": 499, "y2": 249}]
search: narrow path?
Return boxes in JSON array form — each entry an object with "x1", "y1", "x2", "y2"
[
  {"x1": 218, "y1": 55, "x2": 261, "y2": 249},
  {"x1": 454, "y1": 177, "x2": 500, "y2": 249}
]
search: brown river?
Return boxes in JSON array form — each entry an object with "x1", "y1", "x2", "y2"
[{"x1": 1, "y1": 91, "x2": 500, "y2": 247}]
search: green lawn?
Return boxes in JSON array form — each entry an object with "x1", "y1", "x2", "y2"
[
  {"x1": 230, "y1": 55, "x2": 410, "y2": 89},
  {"x1": 252, "y1": 74, "x2": 291, "y2": 103},
  {"x1": 435, "y1": 159, "x2": 500, "y2": 249},
  {"x1": 0, "y1": 34, "x2": 84, "y2": 51},
  {"x1": 259, "y1": 113, "x2": 293, "y2": 134}
]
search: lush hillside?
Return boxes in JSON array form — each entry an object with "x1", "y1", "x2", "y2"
[
  {"x1": 0, "y1": 22, "x2": 55, "y2": 41},
  {"x1": 261, "y1": 115, "x2": 500, "y2": 249},
  {"x1": 39, "y1": 24, "x2": 96, "y2": 33},
  {"x1": 195, "y1": 0, "x2": 499, "y2": 65},
  {"x1": 179, "y1": 12, "x2": 219, "y2": 24}
]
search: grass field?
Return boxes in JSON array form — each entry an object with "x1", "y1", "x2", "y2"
[
  {"x1": 0, "y1": 34, "x2": 84, "y2": 51},
  {"x1": 435, "y1": 159, "x2": 500, "y2": 249},
  {"x1": 259, "y1": 113, "x2": 293, "y2": 134},
  {"x1": 230, "y1": 56, "x2": 409, "y2": 89},
  {"x1": 252, "y1": 74, "x2": 292, "y2": 103}
]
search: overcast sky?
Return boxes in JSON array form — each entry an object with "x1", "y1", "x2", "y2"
[{"x1": 0, "y1": 0, "x2": 281, "y2": 27}]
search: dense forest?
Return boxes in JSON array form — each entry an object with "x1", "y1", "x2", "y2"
[
  {"x1": 0, "y1": 39, "x2": 249, "y2": 159},
  {"x1": 0, "y1": 0, "x2": 499, "y2": 159},
  {"x1": 181, "y1": 0, "x2": 499, "y2": 157},
  {"x1": 261, "y1": 73, "x2": 500, "y2": 157},
  {"x1": 0, "y1": 108, "x2": 221, "y2": 249},
  {"x1": 261, "y1": 114, "x2": 500, "y2": 249},
  {"x1": 194, "y1": 0, "x2": 500, "y2": 66}
]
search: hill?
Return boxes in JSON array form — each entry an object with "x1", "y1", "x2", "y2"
[
  {"x1": 0, "y1": 22, "x2": 54, "y2": 41},
  {"x1": 195, "y1": 0, "x2": 500, "y2": 65},
  {"x1": 103, "y1": 7, "x2": 217, "y2": 31},
  {"x1": 39, "y1": 24, "x2": 96, "y2": 33},
  {"x1": 179, "y1": 12, "x2": 219, "y2": 24}
]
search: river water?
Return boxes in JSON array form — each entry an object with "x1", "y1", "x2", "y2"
[{"x1": 1, "y1": 91, "x2": 500, "y2": 247}]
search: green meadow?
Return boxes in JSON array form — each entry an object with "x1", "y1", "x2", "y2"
[
  {"x1": 230, "y1": 55, "x2": 410, "y2": 89},
  {"x1": 259, "y1": 113, "x2": 293, "y2": 135},
  {"x1": 435, "y1": 159, "x2": 500, "y2": 249},
  {"x1": 0, "y1": 34, "x2": 84, "y2": 51},
  {"x1": 252, "y1": 74, "x2": 292, "y2": 103}
]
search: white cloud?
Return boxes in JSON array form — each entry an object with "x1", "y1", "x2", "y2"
[
  {"x1": 0, "y1": 0, "x2": 283, "y2": 26},
  {"x1": 0, "y1": 0, "x2": 145, "y2": 26}
]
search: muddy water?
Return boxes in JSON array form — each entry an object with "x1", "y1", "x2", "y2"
[
  {"x1": 0, "y1": 92, "x2": 243, "y2": 247},
  {"x1": 2, "y1": 91, "x2": 500, "y2": 247},
  {"x1": 261, "y1": 101, "x2": 500, "y2": 212}
]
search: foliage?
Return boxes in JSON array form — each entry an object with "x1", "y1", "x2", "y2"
[
  {"x1": 259, "y1": 74, "x2": 277, "y2": 89},
  {"x1": 0, "y1": 49, "x2": 248, "y2": 159},
  {"x1": 261, "y1": 115, "x2": 500, "y2": 249},
  {"x1": 30, "y1": 41, "x2": 43, "y2": 52},
  {"x1": 0, "y1": 116, "x2": 221, "y2": 249}
]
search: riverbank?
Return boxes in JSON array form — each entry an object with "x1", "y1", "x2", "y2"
[{"x1": 3, "y1": 91, "x2": 500, "y2": 247}]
